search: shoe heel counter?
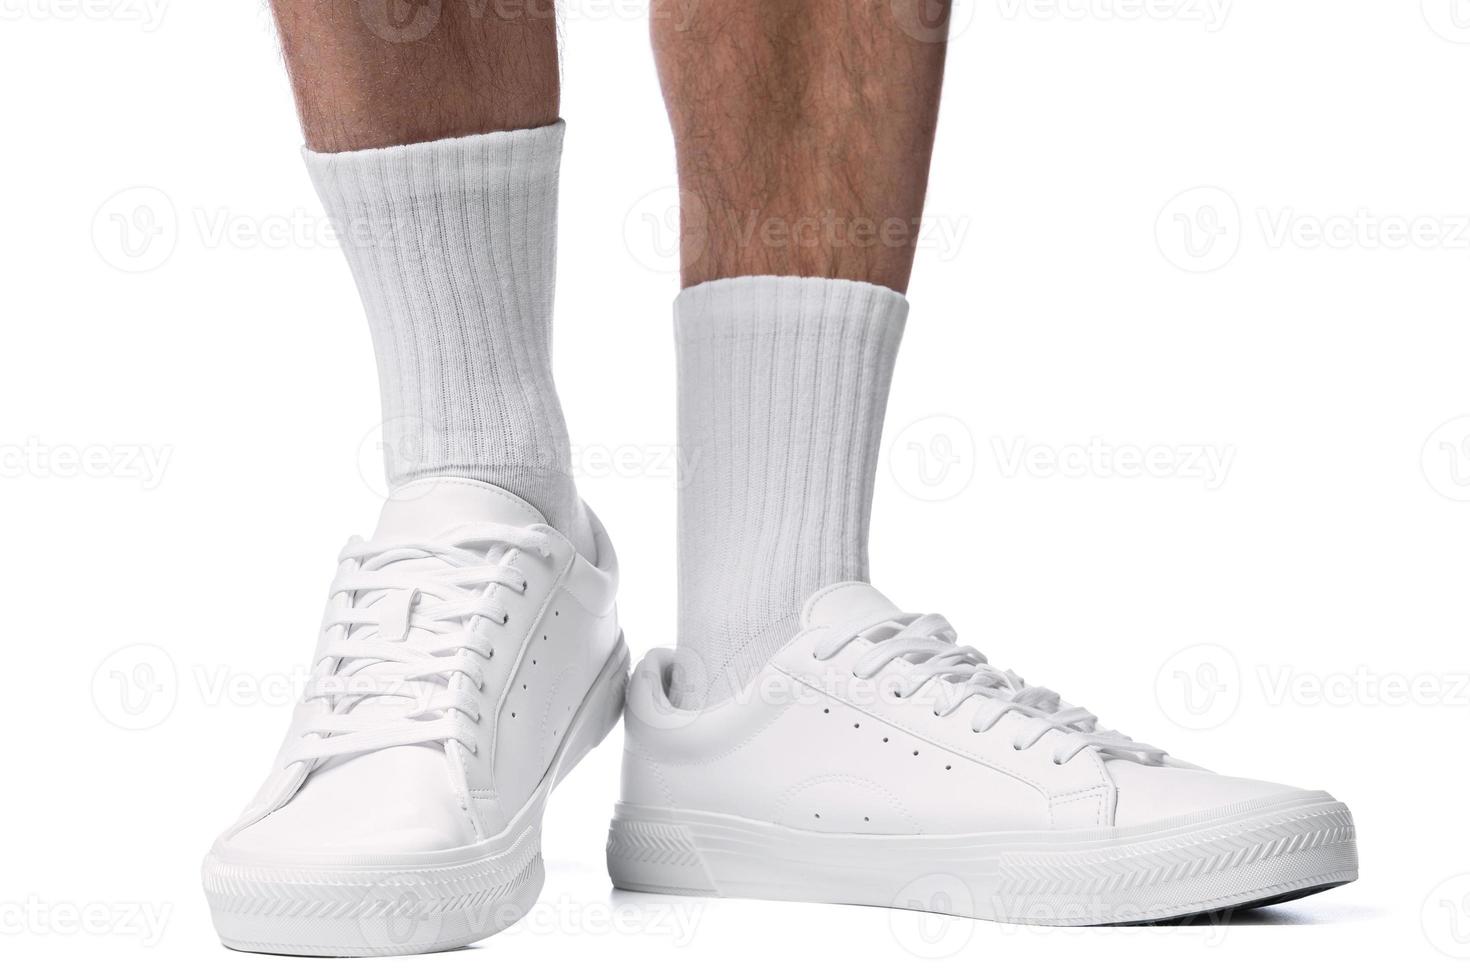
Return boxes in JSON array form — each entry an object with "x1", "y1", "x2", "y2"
[
  {"x1": 615, "y1": 650, "x2": 687, "y2": 808},
  {"x1": 619, "y1": 740, "x2": 675, "y2": 808}
]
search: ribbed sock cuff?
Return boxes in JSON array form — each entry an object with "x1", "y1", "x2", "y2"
[
  {"x1": 304, "y1": 124, "x2": 588, "y2": 549},
  {"x1": 674, "y1": 276, "x2": 908, "y2": 704}
]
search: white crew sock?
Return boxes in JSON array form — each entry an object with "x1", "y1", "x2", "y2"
[
  {"x1": 673, "y1": 276, "x2": 908, "y2": 706},
  {"x1": 304, "y1": 122, "x2": 591, "y2": 552}
]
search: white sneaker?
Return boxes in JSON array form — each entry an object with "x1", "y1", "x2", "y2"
[
  {"x1": 608, "y1": 582, "x2": 1356, "y2": 925},
  {"x1": 202, "y1": 478, "x2": 628, "y2": 955}
]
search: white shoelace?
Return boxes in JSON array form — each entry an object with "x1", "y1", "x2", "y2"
[
  {"x1": 287, "y1": 523, "x2": 552, "y2": 766},
  {"x1": 815, "y1": 612, "x2": 1167, "y2": 766}
]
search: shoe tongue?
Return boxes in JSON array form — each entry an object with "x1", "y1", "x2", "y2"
[
  {"x1": 372, "y1": 478, "x2": 543, "y2": 542},
  {"x1": 801, "y1": 582, "x2": 903, "y2": 629}
]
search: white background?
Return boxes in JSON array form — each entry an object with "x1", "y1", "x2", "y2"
[{"x1": 3, "y1": 0, "x2": 1469, "y2": 974}]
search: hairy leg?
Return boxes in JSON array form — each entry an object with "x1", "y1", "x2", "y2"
[
  {"x1": 658, "y1": 1, "x2": 950, "y2": 703},
  {"x1": 271, "y1": 0, "x2": 561, "y2": 152},
  {"x1": 652, "y1": 0, "x2": 950, "y2": 292}
]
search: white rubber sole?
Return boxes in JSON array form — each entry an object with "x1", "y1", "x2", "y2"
[
  {"x1": 202, "y1": 639, "x2": 629, "y2": 956},
  {"x1": 607, "y1": 790, "x2": 1356, "y2": 925}
]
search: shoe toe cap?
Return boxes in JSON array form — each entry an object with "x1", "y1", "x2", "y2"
[
  {"x1": 220, "y1": 746, "x2": 476, "y2": 859},
  {"x1": 225, "y1": 808, "x2": 473, "y2": 857},
  {"x1": 1107, "y1": 759, "x2": 1315, "y2": 827}
]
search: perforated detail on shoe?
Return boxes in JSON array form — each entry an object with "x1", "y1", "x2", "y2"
[{"x1": 795, "y1": 699, "x2": 961, "y2": 832}]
